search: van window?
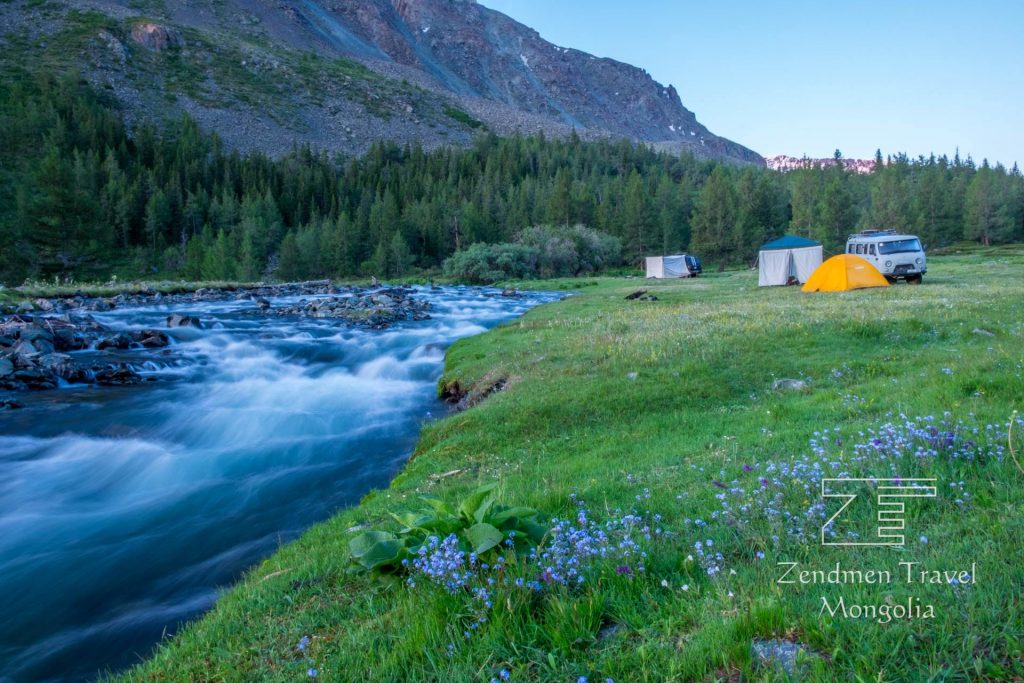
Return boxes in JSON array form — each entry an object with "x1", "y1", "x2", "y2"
[
  {"x1": 868, "y1": 244, "x2": 876, "y2": 255},
  {"x1": 857, "y1": 244, "x2": 865, "y2": 255},
  {"x1": 847, "y1": 244, "x2": 854, "y2": 253},
  {"x1": 878, "y1": 238, "x2": 922, "y2": 254}
]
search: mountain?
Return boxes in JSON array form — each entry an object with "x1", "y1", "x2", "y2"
[
  {"x1": 0, "y1": 0, "x2": 762, "y2": 165},
  {"x1": 766, "y1": 155, "x2": 878, "y2": 174}
]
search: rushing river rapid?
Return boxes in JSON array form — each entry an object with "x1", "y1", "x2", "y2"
[{"x1": 0, "y1": 286, "x2": 558, "y2": 682}]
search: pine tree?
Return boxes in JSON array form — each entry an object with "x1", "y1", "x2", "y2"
[
  {"x1": 965, "y1": 163, "x2": 1014, "y2": 245},
  {"x1": 817, "y1": 173, "x2": 857, "y2": 251},
  {"x1": 690, "y1": 166, "x2": 738, "y2": 267}
]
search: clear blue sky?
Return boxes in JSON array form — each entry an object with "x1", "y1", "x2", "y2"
[{"x1": 480, "y1": 0, "x2": 1023, "y2": 166}]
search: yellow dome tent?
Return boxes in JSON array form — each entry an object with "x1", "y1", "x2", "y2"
[{"x1": 801, "y1": 254, "x2": 890, "y2": 292}]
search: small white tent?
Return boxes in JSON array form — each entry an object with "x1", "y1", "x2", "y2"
[
  {"x1": 645, "y1": 254, "x2": 691, "y2": 279},
  {"x1": 757, "y1": 236, "x2": 823, "y2": 286}
]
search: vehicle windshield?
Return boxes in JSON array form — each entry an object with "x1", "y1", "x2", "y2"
[{"x1": 877, "y1": 238, "x2": 922, "y2": 255}]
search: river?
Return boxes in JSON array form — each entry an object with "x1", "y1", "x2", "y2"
[{"x1": 0, "y1": 286, "x2": 558, "y2": 682}]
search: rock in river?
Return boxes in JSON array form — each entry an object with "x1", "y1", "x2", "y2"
[
  {"x1": 97, "y1": 333, "x2": 134, "y2": 350},
  {"x1": 94, "y1": 364, "x2": 143, "y2": 386},
  {"x1": 166, "y1": 314, "x2": 204, "y2": 329}
]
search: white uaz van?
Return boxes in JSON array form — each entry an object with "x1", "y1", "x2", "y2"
[{"x1": 845, "y1": 230, "x2": 927, "y2": 283}]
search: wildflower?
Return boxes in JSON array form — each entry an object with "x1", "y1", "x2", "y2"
[
  {"x1": 919, "y1": 535, "x2": 928, "y2": 544},
  {"x1": 660, "y1": 579, "x2": 669, "y2": 588},
  {"x1": 296, "y1": 635, "x2": 310, "y2": 653},
  {"x1": 755, "y1": 551, "x2": 765, "y2": 559},
  {"x1": 578, "y1": 677, "x2": 589, "y2": 683},
  {"x1": 681, "y1": 584, "x2": 689, "y2": 591},
  {"x1": 499, "y1": 669, "x2": 511, "y2": 681},
  {"x1": 307, "y1": 668, "x2": 318, "y2": 678}
]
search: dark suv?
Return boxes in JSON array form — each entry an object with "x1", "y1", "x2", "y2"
[{"x1": 686, "y1": 255, "x2": 702, "y2": 276}]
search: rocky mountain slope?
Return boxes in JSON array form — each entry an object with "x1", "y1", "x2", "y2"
[{"x1": 0, "y1": 0, "x2": 762, "y2": 164}]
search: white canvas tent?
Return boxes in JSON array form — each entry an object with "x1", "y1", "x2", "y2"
[
  {"x1": 645, "y1": 254, "x2": 691, "y2": 279},
  {"x1": 757, "y1": 236, "x2": 823, "y2": 286}
]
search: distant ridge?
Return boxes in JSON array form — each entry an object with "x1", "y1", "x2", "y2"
[
  {"x1": 766, "y1": 155, "x2": 879, "y2": 174},
  {"x1": 0, "y1": 0, "x2": 762, "y2": 165}
]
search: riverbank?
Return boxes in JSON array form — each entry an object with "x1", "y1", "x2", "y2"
[
  {"x1": 121, "y1": 250, "x2": 1023, "y2": 682},
  {"x1": 0, "y1": 285, "x2": 559, "y2": 681}
]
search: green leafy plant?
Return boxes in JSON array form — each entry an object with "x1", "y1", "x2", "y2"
[{"x1": 347, "y1": 483, "x2": 548, "y2": 575}]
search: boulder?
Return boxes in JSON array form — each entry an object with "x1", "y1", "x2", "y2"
[
  {"x1": 89, "y1": 298, "x2": 115, "y2": 311},
  {"x1": 772, "y1": 378, "x2": 808, "y2": 392},
  {"x1": 751, "y1": 639, "x2": 817, "y2": 677},
  {"x1": 97, "y1": 333, "x2": 134, "y2": 350},
  {"x1": 11, "y1": 339, "x2": 40, "y2": 361},
  {"x1": 130, "y1": 22, "x2": 184, "y2": 50},
  {"x1": 0, "y1": 357, "x2": 13, "y2": 378},
  {"x1": 12, "y1": 367, "x2": 57, "y2": 390},
  {"x1": 166, "y1": 314, "x2": 203, "y2": 329},
  {"x1": 94, "y1": 364, "x2": 142, "y2": 386},
  {"x1": 19, "y1": 326, "x2": 54, "y2": 354},
  {"x1": 38, "y1": 353, "x2": 91, "y2": 383},
  {"x1": 53, "y1": 328, "x2": 86, "y2": 351},
  {"x1": 133, "y1": 330, "x2": 170, "y2": 348},
  {"x1": 33, "y1": 298, "x2": 54, "y2": 312}
]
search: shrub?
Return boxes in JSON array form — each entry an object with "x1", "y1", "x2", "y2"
[
  {"x1": 442, "y1": 243, "x2": 539, "y2": 284},
  {"x1": 516, "y1": 224, "x2": 622, "y2": 277},
  {"x1": 442, "y1": 225, "x2": 622, "y2": 282}
]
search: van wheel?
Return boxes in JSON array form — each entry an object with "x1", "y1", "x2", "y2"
[
  {"x1": 885, "y1": 276, "x2": 897, "y2": 284},
  {"x1": 907, "y1": 274, "x2": 923, "y2": 285}
]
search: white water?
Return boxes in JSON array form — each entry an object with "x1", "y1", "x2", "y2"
[{"x1": 0, "y1": 286, "x2": 558, "y2": 682}]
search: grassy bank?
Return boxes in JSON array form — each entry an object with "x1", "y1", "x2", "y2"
[{"x1": 120, "y1": 250, "x2": 1023, "y2": 682}]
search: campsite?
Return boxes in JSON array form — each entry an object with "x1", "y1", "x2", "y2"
[{"x1": 121, "y1": 245, "x2": 1024, "y2": 682}]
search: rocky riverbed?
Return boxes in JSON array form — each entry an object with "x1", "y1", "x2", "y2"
[{"x1": 0, "y1": 282, "x2": 437, "y2": 396}]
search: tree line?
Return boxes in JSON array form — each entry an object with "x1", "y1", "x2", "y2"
[{"x1": 1, "y1": 72, "x2": 1022, "y2": 285}]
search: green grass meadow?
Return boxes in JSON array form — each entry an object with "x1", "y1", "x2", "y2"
[{"x1": 119, "y1": 248, "x2": 1024, "y2": 682}]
